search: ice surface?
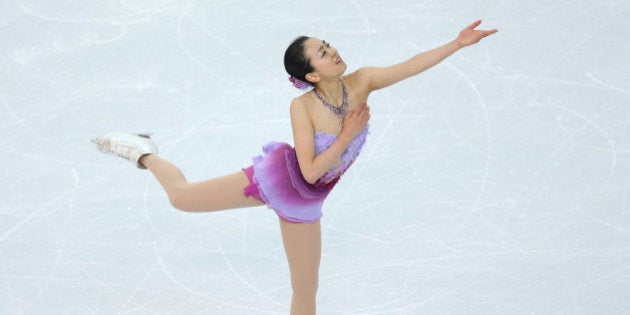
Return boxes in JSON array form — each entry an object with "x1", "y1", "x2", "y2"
[{"x1": 1, "y1": 0, "x2": 629, "y2": 314}]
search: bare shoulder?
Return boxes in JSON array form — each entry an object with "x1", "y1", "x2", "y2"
[
  {"x1": 289, "y1": 94, "x2": 314, "y2": 128},
  {"x1": 344, "y1": 68, "x2": 370, "y2": 86},
  {"x1": 290, "y1": 93, "x2": 311, "y2": 116}
]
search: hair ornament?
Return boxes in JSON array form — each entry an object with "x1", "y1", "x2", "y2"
[{"x1": 289, "y1": 76, "x2": 312, "y2": 90}]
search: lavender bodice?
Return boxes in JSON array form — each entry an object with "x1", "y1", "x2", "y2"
[
  {"x1": 314, "y1": 126, "x2": 369, "y2": 185},
  {"x1": 248, "y1": 125, "x2": 369, "y2": 223}
]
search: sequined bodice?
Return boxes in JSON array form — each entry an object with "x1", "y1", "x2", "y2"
[{"x1": 314, "y1": 126, "x2": 369, "y2": 185}]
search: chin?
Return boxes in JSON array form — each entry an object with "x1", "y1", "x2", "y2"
[{"x1": 339, "y1": 63, "x2": 348, "y2": 74}]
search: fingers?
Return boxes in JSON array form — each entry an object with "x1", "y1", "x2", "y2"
[
  {"x1": 467, "y1": 19, "x2": 482, "y2": 30},
  {"x1": 361, "y1": 103, "x2": 370, "y2": 115},
  {"x1": 341, "y1": 103, "x2": 370, "y2": 138},
  {"x1": 357, "y1": 103, "x2": 369, "y2": 119},
  {"x1": 344, "y1": 104, "x2": 359, "y2": 120},
  {"x1": 466, "y1": 20, "x2": 498, "y2": 34},
  {"x1": 348, "y1": 102, "x2": 367, "y2": 117},
  {"x1": 359, "y1": 103, "x2": 370, "y2": 124},
  {"x1": 359, "y1": 102, "x2": 368, "y2": 115},
  {"x1": 343, "y1": 103, "x2": 370, "y2": 125},
  {"x1": 460, "y1": 20, "x2": 498, "y2": 46},
  {"x1": 484, "y1": 29, "x2": 499, "y2": 37},
  {"x1": 356, "y1": 102, "x2": 367, "y2": 114}
]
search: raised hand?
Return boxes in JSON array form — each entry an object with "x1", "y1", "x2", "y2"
[{"x1": 456, "y1": 20, "x2": 498, "y2": 48}]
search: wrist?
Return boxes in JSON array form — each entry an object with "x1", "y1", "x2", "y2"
[
  {"x1": 452, "y1": 39, "x2": 464, "y2": 50},
  {"x1": 337, "y1": 130, "x2": 354, "y2": 144}
]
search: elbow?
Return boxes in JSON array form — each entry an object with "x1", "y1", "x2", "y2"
[
  {"x1": 302, "y1": 170, "x2": 320, "y2": 185},
  {"x1": 305, "y1": 177, "x2": 318, "y2": 185}
]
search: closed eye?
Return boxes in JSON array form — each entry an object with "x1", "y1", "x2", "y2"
[{"x1": 320, "y1": 40, "x2": 332, "y2": 58}]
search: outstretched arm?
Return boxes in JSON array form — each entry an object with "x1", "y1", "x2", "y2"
[{"x1": 357, "y1": 20, "x2": 497, "y2": 92}]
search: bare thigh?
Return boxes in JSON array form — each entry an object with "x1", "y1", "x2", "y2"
[
  {"x1": 280, "y1": 218, "x2": 321, "y2": 277},
  {"x1": 143, "y1": 155, "x2": 263, "y2": 212},
  {"x1": 280, "y1": 218, "x2": 321, "y2": 313},
  {"x1": 169, "y1": 170, "x2": 265, "y2": 212}
]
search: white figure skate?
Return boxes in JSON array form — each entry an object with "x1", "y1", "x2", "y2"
[{"x1": 91, "y1": 132, "x2": 158, "y2": 169}]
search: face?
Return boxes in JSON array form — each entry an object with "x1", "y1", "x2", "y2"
[{"x1": 303, "y1": 37, "x2": 347, "y2": 82}]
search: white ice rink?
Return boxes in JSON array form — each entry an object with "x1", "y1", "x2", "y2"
[{"x1": 1, "y1": 1, "x2": 629, "y2": 314}]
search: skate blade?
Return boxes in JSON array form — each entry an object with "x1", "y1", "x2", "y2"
[{"x1": 136, "y1": 132, "x2": 153, "y2": 139}]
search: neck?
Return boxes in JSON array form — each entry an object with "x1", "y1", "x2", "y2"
[{"x1": 314, "y1": 78, "x2": 344, "y2": 105}]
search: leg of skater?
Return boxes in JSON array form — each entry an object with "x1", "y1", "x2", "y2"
[
  {"x1": 280, "y1": 218, "x2": 321, "y2": 315},
  {"x1": 91, "y1": 132, "x2": 263, "y2": 212},
  {"x1": 140, "y1": 154, "x2": 264, "y2": 212}
]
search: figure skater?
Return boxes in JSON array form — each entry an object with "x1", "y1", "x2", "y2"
[{"x1": 92, "y1": 20, "x2": 497, "y2": 315}]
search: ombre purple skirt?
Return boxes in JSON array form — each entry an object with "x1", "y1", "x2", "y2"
[{"x1": 243, "y1": 142, "x2": 336, "y2": 223}]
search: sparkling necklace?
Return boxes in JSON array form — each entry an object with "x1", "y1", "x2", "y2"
[{"x1": 312, "y1": 80, "x2": 348, "y2": 119}]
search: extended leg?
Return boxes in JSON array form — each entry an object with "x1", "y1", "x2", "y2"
[
  {"x1": 92, "y1": 132, "x2": 262, "y2": 212},
  {"x1": 280, "y1": 218, "x2": 321, "y2": 315},
  {"x1": 141, "y1": 154, "x2": 263, "y2": 212}
]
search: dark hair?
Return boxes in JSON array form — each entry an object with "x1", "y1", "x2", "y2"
[{"x1": 284, "y1": 36, "x2": 313, "y2": 83}]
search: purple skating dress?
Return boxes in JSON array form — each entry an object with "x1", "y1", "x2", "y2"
[{"x1": 244, "y1": 126, "x2": 369, "y2": 223}]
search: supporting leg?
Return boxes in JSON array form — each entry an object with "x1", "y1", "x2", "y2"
[
  {"x1": 279, "y1": 218, "x2": 321, "y2": 315},
  {"x1": 140, "y1": 154, "x2": 264, "y2": 212}
]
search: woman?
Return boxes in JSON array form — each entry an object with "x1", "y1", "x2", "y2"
[{"x1": 92, "y1": 20, "x2": 497, "y2": 314}]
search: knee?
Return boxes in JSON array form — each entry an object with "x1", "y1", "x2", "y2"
[
  {"x1": 168, "y1": 188, "x2": 194, "y2": 212},
  {"x1": 291, "y1": 278, "x2": 318, "y2": 299},
  {"x1": 169, "y1": 194, "x2": 187, "y2": 212}
]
